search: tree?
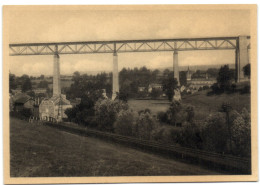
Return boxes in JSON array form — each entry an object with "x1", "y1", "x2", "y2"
[
  {"x1": 220, "y1": 102, "x2": 233, "y2": 153},
  {"x1": 150, "y1": 88, "x2": 162, "y2": 99},
  {"x1": 162, "y1": 72, "x2": 178, "y2": 101},
  {"x1": 27, "y1": 91, "x2": 35, "y2": 97},
  {"x1": 217, "y1": 65, "x2": 234, "y2": 91},
  {"x1": 179, "y1": 71, "x2": 187, "y2": 86},
  {"x1": 186, "y1": 106, "x2": 195, "y2": 123},
  {"x1": 114, "y1": 109, "x2": 135, "y2": 136},
  {"x1": 166, "y1": 101, "x2": 183, "y2": 126},
  {"x1": 94, "y1": 99, "x2": 129, "y2": 132},
  {"x1": 207, "y1": 68, "x2": 219, "y2": 78},
  {"x1": 40, "y1": 74, "x2": 45, "y2": 79},
  {"x1": 243, "y1": 63, "x2": 250, "y2": 79},
  {"x1": 9, "y1": 73, "x2": 17, "y2": 91},
  {"x1": 21, "y1": 77, "x2": 32, "y2": 92},
  {"x1": 38, "y1": 80, "x2": 49, "y2": 88},
  {"x1": 202, "y1": 112, "x2": 229, "y2": 153}
]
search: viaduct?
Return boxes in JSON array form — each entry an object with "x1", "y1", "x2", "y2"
[{"x1": 9, "y1": 36, "x2": 250, "y2": 99}]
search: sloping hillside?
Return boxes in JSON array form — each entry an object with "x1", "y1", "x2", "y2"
[
  {"x1": 10, "y1": 118, "x2": 224, "y2": 177},
  {"x1": 182, "y1": 90, "x2": 250, "y2": 120}
]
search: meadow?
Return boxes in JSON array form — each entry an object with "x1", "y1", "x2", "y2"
[{"x1": 128, "y1": 89, "x2": 251, "y2": 121}]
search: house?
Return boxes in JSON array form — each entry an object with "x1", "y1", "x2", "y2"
[
  {"x1": 11, "y1": 89, "x2": 22, "y2": 95},
  {"x1": 138, "y1": 86, "x2": 146, "y2": 92},
  {"x1": 14, "y1": 95, "x2": 35, "y2": 112},
  {"x1": 39, "y1": 94, "x2": 72, "y2": 121},
  {"x1": 148, "y1": 83, "x2": 163, "y2": 93},
  {"x1": 186, "y1": 68, "x2": 216, "y2": 90},
  {"x1": 33, "y1": 88, "x2": 47, "y2": 94}
]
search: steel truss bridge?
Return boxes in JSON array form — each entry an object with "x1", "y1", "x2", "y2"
[
  {"x1": 9, "y1": 36, "x2": 250, "y2": 56},
  {"x1": 9, "y1": 36, "x2": 251, "y2": 99}
]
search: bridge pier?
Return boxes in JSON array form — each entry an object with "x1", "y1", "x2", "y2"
[
  {"x1": 173, "y1": 50, "x2": 180, "y2": 86},
  {"x1": 236, "y1": 36, "x2": 249, "y2": 82},
  {"x1": 112, "y1": 52, "x2": 119, "y2": 100},
  {"x1": 53, "y1": 45, "x2": 61, "y2": 96}
]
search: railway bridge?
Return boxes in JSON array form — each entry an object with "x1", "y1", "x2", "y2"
[{"x1": 9, "y1": 36, "x2": 250, "y2": 99}]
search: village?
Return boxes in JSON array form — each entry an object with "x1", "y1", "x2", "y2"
[{"x1": 9, "y1": 65, "x2": 221, "y2": 122}]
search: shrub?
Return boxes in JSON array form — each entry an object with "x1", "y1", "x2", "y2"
[
  {"x1": 166, "y1": 101, "x2": 182, "y2": 126},
  {"x1": 20, "y1": 108, "x2": 32, "y2": 119},
  {"x1": 150, "y1": 88, "x2": 162, "y2": 99},
  {"x1": 186, "y1": 106, "x2": 195, "y2": 123},
  {"x1": 210, "y1": 83, "x2": 224, "y2": 95},
  {"x1": 94, "y1": 99, "x2": 129, "y2": 132},
  {"x1": 113, "y1": 109, "x2": 136, "y2": 136},
  {"x1": 201, "y1": 113, "x2": 229, "y2": 153},
  {"x1": 151, "y1": 126, "x2": 179, "y2": 144},
  {"x1": 133, "y1": 112, "x2": 158, "y2": 140},
  {"x1": 179, "y1": 121, "x2": 202, "y2": 149},
  {"x1": 151, "y1": 126, "x2": 181, "y2": 145},
  {"x1": 230, "y1": 108, "x2": 251, "y2": 157},
  {"x1": 157, "y1": 111, "x2": 168, "y2": 123},
  {"x1": 240, "y1": 84, "x2": 250, "y2": 94}
]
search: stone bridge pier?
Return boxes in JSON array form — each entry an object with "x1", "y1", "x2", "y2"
[{"x1": 112, "y1": 52, "x2": 119, "y2": 100}]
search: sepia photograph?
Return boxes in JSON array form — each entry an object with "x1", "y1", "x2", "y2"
[{"x1": 3, "y1": 4, "x2": 258, "y2": 184}]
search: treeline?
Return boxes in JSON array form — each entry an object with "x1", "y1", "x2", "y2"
[
  {"x1": 9, "y1": 73, "x2": 52, "y2": 97},
  {"x1": 209, "y1": 64, "x2": 250, "y2": 95}
]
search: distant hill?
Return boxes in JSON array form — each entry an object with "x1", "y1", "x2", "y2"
[
  {"x1": 155, "y1": 64, "x2": 235, "y2": 72},
  {"x1": 42, "y1": 64, "x2": 236, "y2": 77}
]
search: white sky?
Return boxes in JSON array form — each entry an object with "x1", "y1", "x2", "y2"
[{"x1": 8, "y1": 6, "x2": 250, "y2": 76}]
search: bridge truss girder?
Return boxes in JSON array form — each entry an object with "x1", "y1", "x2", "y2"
[{"x1": 9, "y1": 37, "x2": 250, "y2": 56}]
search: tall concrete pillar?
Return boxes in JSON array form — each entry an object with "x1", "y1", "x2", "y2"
[
  {"x1": 112, "y1": 52, "x2": 119, "y2": 100},
  {"x1": 53, "y1": 46, "x2": 61, "y2": 96},
  {"x1": 237, "y1": 36, "x2": 249, "y2": 82},
  {"x1": 173, "y1": 50, "x2": 180, "y2": 86}
]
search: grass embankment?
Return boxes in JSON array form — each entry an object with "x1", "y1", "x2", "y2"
[{"x1": 10, "y1": 117, "x2": 224, "y2": 177}]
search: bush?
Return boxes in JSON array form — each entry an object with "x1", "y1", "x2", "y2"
[
  {"x1": 150, "y1": 88, "x2": 162, "y2": 99},
  {"x1": 10, "y1": 108, "x2": 32, "y2": 120},
  {"x1": 138, "y1": 108, "x2": 151, "y2": 115},
  {"x1": 201, "y1": 113, "x2": 229, "y2": 153},
  {"x1": 240, "y1": 84, "x2": 250, "y2": 94},
  {"x1": 151, "y1": 126, "x2": 181, "y2": 145},
  {"x1": 133, "y1": 112, "x2": 158, "y2": 140},
  {"x1": 230, "y1": 108, "x2": 251, "y2": 157},
  {"x1": 157, "y1": 111, "x2": 168, "y2": 123},
  {"x1": 113, "y1": 109, "x2": 136, "y2": 136},
  {"x1": 179, "y1": 121, "x2": 202, "y2": 149},
  {"x1": 210, "y1": 83, "x2": 224, "y2": 95},
  {"x1": 94, "y1": 99, "x2": 129, "y2": 132},
  {"x1": 186, "y1": 106, "x2": 195, "y2": 123},
  {"x1": 166, "y1": 101, "x2": 182, "y2": 125}
]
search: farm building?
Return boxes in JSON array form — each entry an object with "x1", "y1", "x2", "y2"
[
  {"x1": 39, "y1": 94, "x2": 72, "y2": 121},
  {"x1": 13, "y1": 95, "x2": 35, "y2": 112},
  {"x1": 39, "y1": 53, "x2": 72, "y2": 122}
]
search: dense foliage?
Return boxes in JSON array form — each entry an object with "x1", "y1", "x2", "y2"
[
  {"x1": 94, "y1": 99, "x2": 129, "y2": 132},
  {"x1": 162, "y1": 72, "x2": 178, "y2": 101},
  {"x1": 243, "y1": 63, "x2": 250, "y2": 78}
]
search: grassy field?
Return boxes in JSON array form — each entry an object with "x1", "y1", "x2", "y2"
[
  {"x1": 10, "y1": 117, "x2": 224, "y2": 177},
  {"x1": 181, "y1": 90, "x2": 250, "y2": 120},
  {"x1": 128, "y1": 99, "x2": 170, "y2": 116},
  {"x1": 128, "y1": 90, "x2": 250, "y2": 120}
]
